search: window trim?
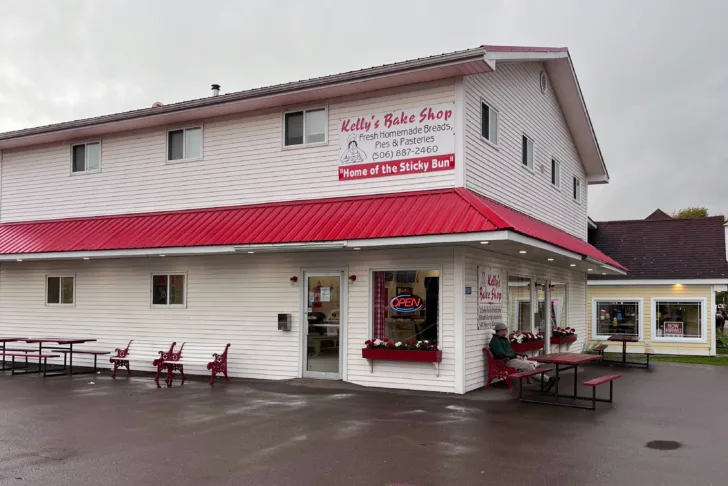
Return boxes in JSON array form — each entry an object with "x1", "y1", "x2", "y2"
[
  {"x1": 551, "y1": 158, "x2": 561, "y2": 189},
  {"x1": 479, "y1": 99, "x2": 499, "y2": 148},
  {"x1": 367, "y1": 266, "x2": 443, "y2": 345},
  {"x1": 281, "y1": 105, "x2": 329, "y2": 149},
  {"x1": 573, "y1": 176, "x2": 581, "y2": 203},
  {"x1": 45, "y1": 274, "x2": 76, "y2": 307},
  {"x1": 591, "y1": 298, "x2": 644, "y2": 341},
  {"x1": 650, "y1": 297, "x2": 707, "y2": 343},
  {"x1": 165, "y1": 125, "x2": 204, "y2": 164},
  {"x1": 70, "y1": 141, "x2": 102, "y2": 175},
  {"x1": 521, "y1": 134, "x2": 534, "y2": 172},
  {"x1": 150, "y1": 272, "x2": 188, "y2": 308}
]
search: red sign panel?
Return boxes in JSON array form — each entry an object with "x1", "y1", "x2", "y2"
[
  {"x1": 663, "y1": 321, "x2": 684, "y2": 337},
  {"x1": 339, "y1": 155, "x2": 455, "y2": 181}
]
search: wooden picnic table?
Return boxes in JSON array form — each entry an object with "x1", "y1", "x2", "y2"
[
  {"x1": 605, "y1": 334, "x2": 647, "y2": 368},
  {"x1": 527, "y1": 353, "x2": 603, "y2": 408},
  {"x1": 22, "y1": 338, "x2": 103, "y2": 376}
]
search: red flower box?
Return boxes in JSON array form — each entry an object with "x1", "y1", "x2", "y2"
[
  {"x1": 550, "y1": 334, "x2": 577, "y2": 345},
  {"x1": 361, "y1": 348, "x2": 442, "y2": 363},
  {"x1": 511, "y1": 340, "x2": 544, "y2": 353}
]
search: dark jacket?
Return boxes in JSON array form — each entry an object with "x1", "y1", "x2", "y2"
[{"x1": 489, "y1": 334, "x2": 517, "y2": 360}]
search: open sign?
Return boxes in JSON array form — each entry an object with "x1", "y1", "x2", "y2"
[{"x1": 390, "y1": 294, "x2": 424, "y2": 313}]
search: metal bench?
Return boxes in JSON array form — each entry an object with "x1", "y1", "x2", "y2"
[
  {"x1": 109, "y1": 340, "x2": 133, "y2": 378},
  {"x1": 483, "y1": 348, "x2": 532, "y2": 390},
  {"x1": 163, "y1": 343, "x2": 231, "y2": 386},
  {"x1": 583, "y1": 374, "x2": 622, "y2": 410},
  {"x1": 0, "y1": 353, "x2": 60, "y2": 376}
]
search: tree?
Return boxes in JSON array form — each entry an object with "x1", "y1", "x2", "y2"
[{"x1": 672, "y1": 207, "x2": 709, "y2": 218}]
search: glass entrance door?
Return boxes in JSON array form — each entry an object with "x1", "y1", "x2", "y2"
[{"x1": 304, "y1": 273, "x2": 341, "y2": 378}]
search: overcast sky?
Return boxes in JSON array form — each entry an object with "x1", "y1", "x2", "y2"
[{"x1": 0, "y1": 0, "x2": 726, "y2": 220}]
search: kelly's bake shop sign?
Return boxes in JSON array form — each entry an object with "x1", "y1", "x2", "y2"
[{"x1": 338, "y1": 103, "x2": 455, "y2": 181}]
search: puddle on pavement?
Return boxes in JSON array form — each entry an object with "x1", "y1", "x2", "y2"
[{"x1": 645, "y1": 440, "x2": 681, "y2": 450}]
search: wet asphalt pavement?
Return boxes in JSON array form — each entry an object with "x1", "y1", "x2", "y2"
[{"x1": 0, "y1": 362, "x2": 725, "y2": 486}]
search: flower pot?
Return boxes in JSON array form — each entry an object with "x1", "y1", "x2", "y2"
[
  {"x1": 511, "y1": 340, "x2": 544, "y2": 353},
  {"x1": 550, "y1": 334, "x2": 577, "y2": 345},
  {"x1": 361, "y1": 348, "x2": 442, "y2": 363}
]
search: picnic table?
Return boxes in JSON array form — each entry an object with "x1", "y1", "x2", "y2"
[
  {"x1": 0, "y1": 338, "x2": 27, "y2": 371},
  {"x1": 519, "y1": 352, "x2": 619, "y2": 410},
  {"x1": 606, "y1": 334, "x2": 648, "y2": 367},
  {"x1": 22, "y1": 338, "x2": 107, "y2": 376}
]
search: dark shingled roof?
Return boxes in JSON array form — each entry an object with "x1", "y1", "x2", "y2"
[
  {"x1": 589, "y1": 216, "x2": 728, "y2": 280},
  {"x1": 645, "y1": 209, "x2": 672, "y2": 221}
]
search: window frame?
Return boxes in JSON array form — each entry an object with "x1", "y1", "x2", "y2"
[
  {"x1": 166, "y1": 125, "x2": 204, "y2": 164},
  {"x1": 70, "y1": 141, "x2": 102, "y2": 175},
  {"x1": 479, "y1": 99, "x2": 499, "y2": 147},
  {"x1": 45, "y1": 274, "x2": 76, "y2": 307},
  {"x1": 521, "y1": 134, "x2": 534, "y2": 171},
  {"x1": 591, "y1": 298, "x2": 643, "y2": 341},
  {"x1": 368, "y1": 266, "x2": 443, "y2": 345},
  {"x1": 651, "y1": 297, "x2": 707, "y2": 343},
  {"x1": 150, "y1": 272, "x2": 188, "y2": 308},
  {"x1": 573, "y1": 176, "x2": 581, "y2": 203},
  {"x1": 281, "y1": 106, "x2": 329, "y2": 149},
  {"x1": 551, "y1": 158, "x2": 561, "y2": 189}
]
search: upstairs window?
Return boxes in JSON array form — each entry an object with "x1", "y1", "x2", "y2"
[
  {"x1": 47, "y1": 275, "x2": 75, "y2": 305},
  {"x1": 151, "y1": 274, "x2": 186, "y2": 307},
  {"x1": 573, "y1": 177, "x2": 581, "y2": 202},
  {"x1": 284, "y1": 108, "x2": 326, "y2": 146},
  {"x1": 551, "y1": 158, "x2": 561, "y2": 188},
  {"x1": 168, "y1": 127, "x2": 202, "y2": 162},
  {"x1": 521, "y1": 135, "x2": 534, "y2": 170},
  {"x1": 480, "y1": 102, "x2": 498, "y2": 144},
  {"x1": 71, "y1": 142, "x2": 101, "y2": 173}
]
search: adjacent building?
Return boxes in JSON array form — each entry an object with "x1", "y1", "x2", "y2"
[
  {"x1": 0, "y1": 45, "x2": 623, "y2": 393},
  {"x1": 588, "y1": 210, "x2": 728, "y2": 356}
]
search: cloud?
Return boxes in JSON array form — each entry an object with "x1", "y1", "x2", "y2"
[{"x1": 0, "y1": 0, "x2": 725, "y2": 219}]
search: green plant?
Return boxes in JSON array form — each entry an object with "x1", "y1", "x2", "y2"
[{"x1": 717, "y1": 330, "x2": 728, "y2": 348}]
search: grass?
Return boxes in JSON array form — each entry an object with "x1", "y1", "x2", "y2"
[{"x1": 600, "y1": 352, "x2": 728, "y2": 366}]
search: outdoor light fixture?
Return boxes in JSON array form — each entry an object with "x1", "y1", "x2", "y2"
[
  {"x1": 349, "y1": 275, "x2": 357, "y2": 283},
  {"x1": 588, "y1": 269, "x2": 593, "y2": 271},
  {"x1": 159, "y1": 254, "x2": 166, "y2": 257},
  {"x1": 83, "y1": 257, "x2": 90, "y2": 260},
  {"x1": 290, "y1": 276, "x2": 298, "y2": 283},
  {"x1": 519, "y1": 250, "x2": 527, "y2": 254},
  {"x1": 570, "y1": 264, "x2": 576, "y2": 267},
  {"x1": 602, "y1": 273, "x2": 607, "y2": 275},
  {"x1": 353, "y1": 247, "x2": 361, "y2": 251},
  {"x1": 480, "y1": 241, "x2": 489, "y2": 245},
  {"x1": 16, "y1": 259, "x2": 22, "y2": 262},
  {"x1": 247, "y1": 251, "x2": 255, "y2": 254},
  {"x1": 547, "y1": 258, "x2": 554, "y2": 261}
]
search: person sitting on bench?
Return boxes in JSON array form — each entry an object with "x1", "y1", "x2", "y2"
[{"x1": 490, "y1": 323, "x2": 559, "y2": 391}]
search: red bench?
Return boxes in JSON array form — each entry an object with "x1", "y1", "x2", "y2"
[
  {"x1": 153, "y1": 342, "x2": 184, "y2": 388},
  {"x1": 109, "y1": 340, "x2": 133, "y2": 378},
  {"x1": 483, "y1": 348, "x2": 532, "y2": 390},
  {"x1": 1, "y1": 353, "x2": 60, "y2": 376},
  {"x1": 583, "y1": 374, "x2": 622, "y2": 410},
  {"x1": 165, "y1": 343, "x2": 231, "y2": 386}
]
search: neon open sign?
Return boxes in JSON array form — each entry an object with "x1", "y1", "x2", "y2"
[{"x1": 390, "y1": 294, "x2": 424, "y2": 313}]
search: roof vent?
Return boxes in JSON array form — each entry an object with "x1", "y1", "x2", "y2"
[
  {"x1": 539, "y1": 71, "x2": 548, "y2": 94},
  {"x1": 211, "y1": 84, "x2": 221, "y2": 97},
  {"x1": 151, "y1": 102, "x2": 164, "y2": 108}
]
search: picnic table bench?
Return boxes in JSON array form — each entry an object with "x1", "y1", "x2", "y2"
[
  {"x1": 509, "y1": 366, "x2": 553, "y2": 399},
  {"x1": 0, "y1": 353, "x2": 60, "y2": 376}
]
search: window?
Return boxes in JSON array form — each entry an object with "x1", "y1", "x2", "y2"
[
  {"x1": 551, "y1": 159, "x2": 561, "y2": 188},
  {"x1": 480, "y1": 102, "x2": 498, "y2": 144},
  {"x1": 284, "y1": 108, "x2": 326, "y2": 146},
  {"x1": 371, "y1": 269, "x2": 439, "y2": 343},
  {"x1": 573, "y1": 177, "x2": 581, "y2": 202},
  {"x1": 167, "y1": 127, "x2": 202, "y2": 161},
  {"x1": 508, "y1": 275, "x2": 532, "y2": 332},
  {"x1": 152, "y1": 274, "x2": 186, "y2": 306},
  {"x1": 71, "y1": 142, "x2": 101, "y2": 173},
  {"x1": 654, "y1": 300, "x2": 704, "y2": 340},
  {"x1": 535, "y1": 282, "x2": 567, "y2": 331},
  {"x1": 46, "y1": 276, "x2": 74, "y2": 305},
  {"x1": 594, "y1": 300, "x2": 641, "y2": 338},
  {"x1": 521, "y1": 136, "x2": 534, "y2": 170}
]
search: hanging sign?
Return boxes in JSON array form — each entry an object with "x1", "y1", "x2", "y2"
[
  {"x1": 663, "y1": 321, "x2": 684, "y2": 337},
  {"x1": 478, "y1": 266, "x2": 505, "y2": 330},
  {"x1": 390, "y1": 294, "x2": 424, "y2": 313},
  {"x1": 338, "y1": 103, "x2": 455, "y2": 181}
]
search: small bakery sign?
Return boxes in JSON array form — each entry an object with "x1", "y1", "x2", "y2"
[{"x1": 338, "y1": 103, "x2": 455, "y2": 181}]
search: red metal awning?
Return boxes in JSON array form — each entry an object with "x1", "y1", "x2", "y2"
[{"x1": 0, "y1": 188, "x2": 625, "y2": 270}]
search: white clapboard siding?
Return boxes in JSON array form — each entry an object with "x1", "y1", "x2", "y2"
[
  {"x1": 463, "y1": 63, "x2": 588, "y2": 240},
  {"x1": 0, "y1": 247, "x2": 457, "y2": 393},
  {"x1": 0, "y1": 80, "x2": 457, "y2": 223},
  {"x1": 462, "y1": 247, "x2": 587, "y2": 392}
]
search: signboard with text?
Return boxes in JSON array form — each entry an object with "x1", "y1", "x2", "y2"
[
  {"x1": 477, "y1": 266, "x2": 505, "y2": 330},
  {"x1": 338, "y1": 103, "x2": 455, "y2": 181},
  {"x1": 663, "y1": 321, "x2": 684, "y2": 337}
]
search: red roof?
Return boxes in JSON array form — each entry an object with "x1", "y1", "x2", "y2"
[{"x1": 0, "y1": 188, "x2": 625, "y2": 270}]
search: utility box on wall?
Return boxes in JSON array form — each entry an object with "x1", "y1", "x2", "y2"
[{"x1": 278, "y1": 313, "x2": 292, "y2": 331}]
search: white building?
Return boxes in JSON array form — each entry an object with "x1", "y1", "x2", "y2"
[{"x1": 0, "y1": 45, "x2": 624, "y2": 393}]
